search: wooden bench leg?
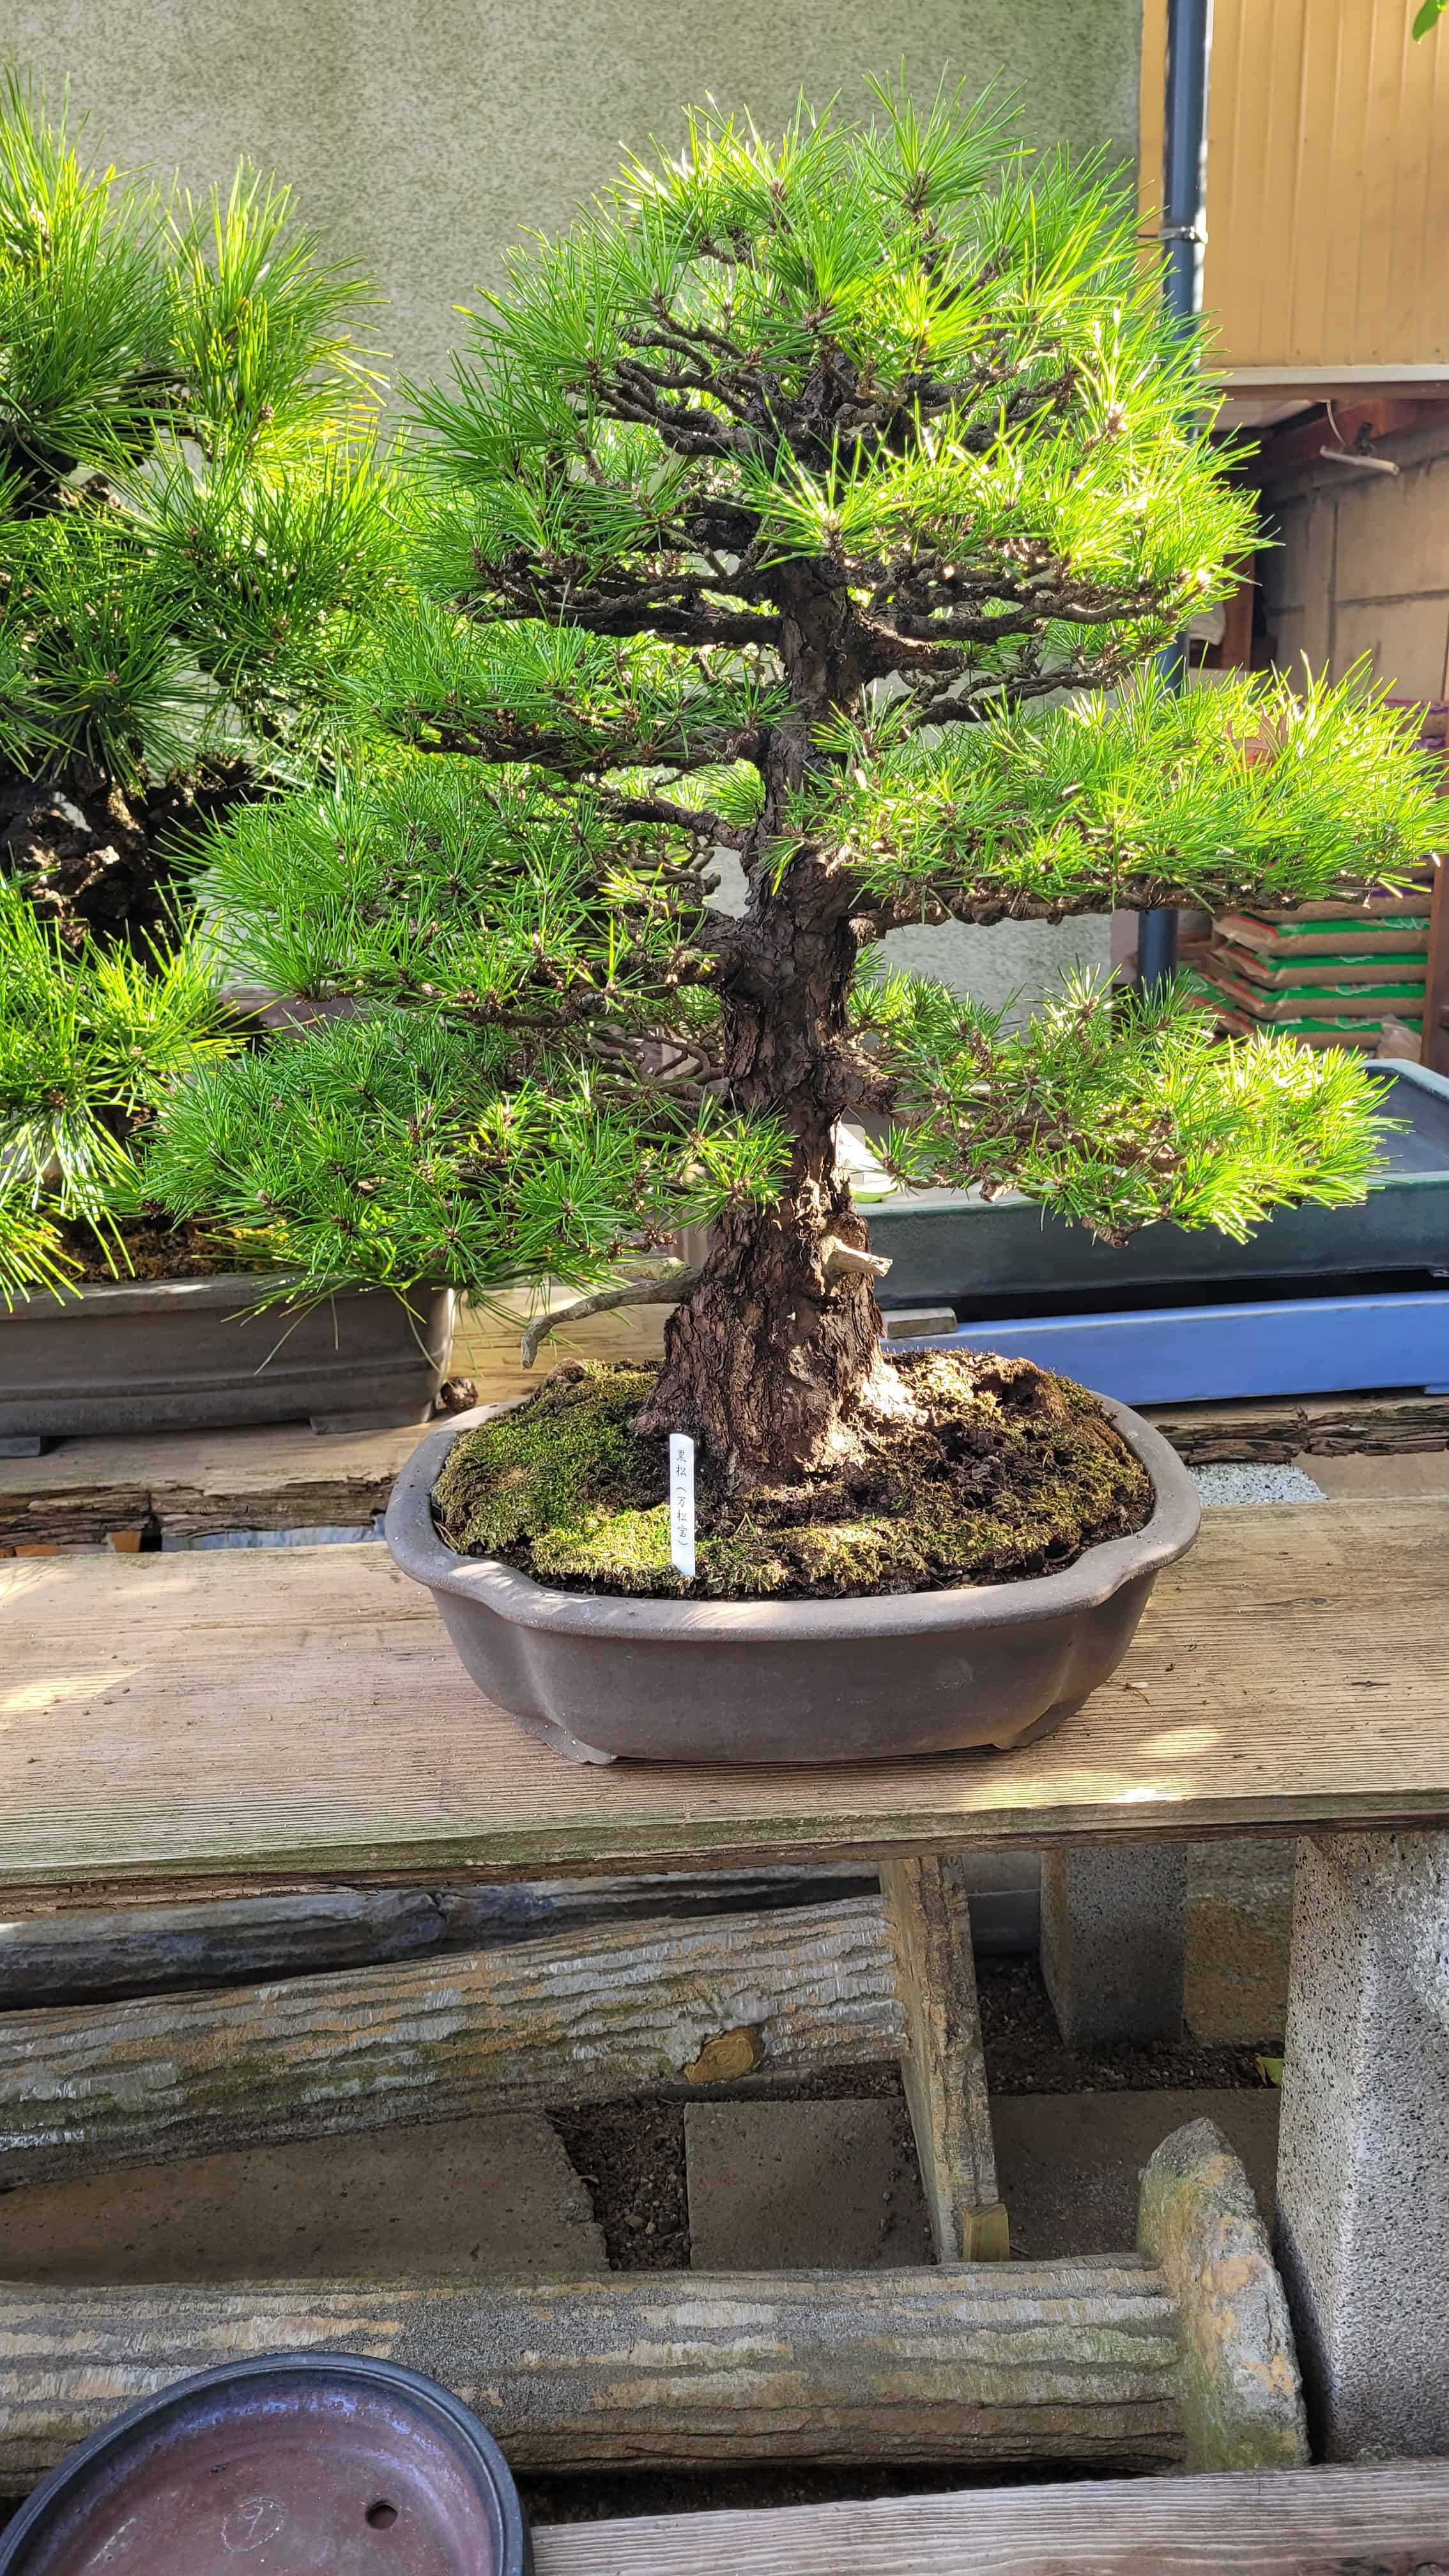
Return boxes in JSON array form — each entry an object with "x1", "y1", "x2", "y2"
[
  {"x1": 878, "y1": 1855, "x2": 1009, "y2": 2260},
  {"x1": 1275, "y1": 1830, "x2": 1449, "y2": 2460}
]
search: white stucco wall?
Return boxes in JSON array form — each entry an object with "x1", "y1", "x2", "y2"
[{"x1": 11, "y1": 3, "x2": 1140, "y2": 388}]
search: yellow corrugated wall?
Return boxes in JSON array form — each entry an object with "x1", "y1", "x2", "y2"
[{"x1": 1140, "y1": 0, "x2": 1449, "y2": 369}]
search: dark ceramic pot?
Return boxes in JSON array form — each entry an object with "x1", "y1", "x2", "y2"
[
  {"x1": 0, "y1": 2352, "x2": 531, "y2": 2576},
  {"x1": 384, "y1": 1389, "x2": 1200, "y2": 1767},
  {"x1": 0, "y1": 1276, "x2": 456, "y2": 1452}
]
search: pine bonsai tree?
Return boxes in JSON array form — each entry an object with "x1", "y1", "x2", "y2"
[
  {"x1": 151, "y1": 85, "x2": 1442, "y2": 1492},
  {"x1": 0, "y1": 72, "x2": 397, "y2": 947},
  {"x1": 0, "y1": 73, "x2": 405, "y2": 1299}
]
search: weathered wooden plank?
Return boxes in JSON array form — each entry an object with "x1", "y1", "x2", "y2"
[
  {"x1": 530, "y1": 2462, "x2": 1449, "y2": 2575},
  {"x1": 0, "y1": 2264, "x2": 1183, "y2": 2485},
  {"x1": 878, "y1": 1857, "x2": 1006, "y2": 2262},
  {"x1": 1, "y1": 1498, "x2": 1445, "y2": 1901},
  {"x1": 0, "y1": 1901, "x2": 902, "y2": 2188},
  {"x1": 0, "y1": 1870, "x2": 876, "y2": 2008},
  {"x1": 1146, "y1": 1391, "x2": 1449, "y2": 1464}
]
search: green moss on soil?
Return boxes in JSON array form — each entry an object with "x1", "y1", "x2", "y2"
[{"x1": 431, "y1": 1351, "x2": 1154, "y2": 1603}]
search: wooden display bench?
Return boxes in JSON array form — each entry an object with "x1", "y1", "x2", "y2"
[{"x1": 1, "y1": 1489, "x2": 1448, "y2": 2489}]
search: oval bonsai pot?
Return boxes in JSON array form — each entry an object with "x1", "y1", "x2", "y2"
[
  {"x1": 0, "y1": 1276, "x2": 457, "y2": 1450},
  {"x1": 384, "y1": 1390, "x2": 1200, "y2": 1766},
  {"x1": 0, "y1": 2350, "x2": 531, "y2": 2575}
]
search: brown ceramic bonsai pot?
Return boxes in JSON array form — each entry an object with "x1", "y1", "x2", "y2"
[
  {"x1": 0, "y1": 1275, "x2": 457, "y2": 1453},
  {"x1": 0, "y1": 2350, "x2": 531, "y2": 2574},
  {"x1": 383, "y1": 1390, "x2": 1200, "y2": 1766}
]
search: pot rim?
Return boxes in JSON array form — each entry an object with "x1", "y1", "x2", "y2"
[
  {"x1": 3, "y1": 1274, "x2": 456, "y2": 1317},
  {"x1": 0, "y1": 2350, "x2": 530, "y2": 2576},
  {"x1": 385, "y1": 1382, "x2": 1201, "y2": 1639}
]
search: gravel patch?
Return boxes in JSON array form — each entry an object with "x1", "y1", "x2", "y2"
[{"x1": 1190, "y1": 1462, "x2": 1327, "y2": 1506}]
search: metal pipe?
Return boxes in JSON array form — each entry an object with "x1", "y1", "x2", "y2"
[{"x1": 1140, "y1": 0, "x2": 1215, "y2": 992}]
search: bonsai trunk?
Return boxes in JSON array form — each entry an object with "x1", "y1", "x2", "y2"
[
  {"x1": 636, "y1": 852, "x2": 887, "y2": 1484},
  {"x1": 636, "y1": 569, "x2": 894, "y2": 1484}
]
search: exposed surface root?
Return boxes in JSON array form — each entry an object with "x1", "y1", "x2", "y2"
[{"x1": 432, "y1": 1351, "x2": 1154, "y2": 1601}]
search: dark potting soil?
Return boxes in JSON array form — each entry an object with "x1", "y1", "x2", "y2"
[
  {"x1": 53, "y1": 1215, "x2": 241, "y2": 1283},
  {"x1": 433, "y1": 1351, "x2": 1153, "y2": 1602}
]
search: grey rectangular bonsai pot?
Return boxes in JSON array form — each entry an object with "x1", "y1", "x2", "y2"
[
  {"x1": 0, "y1": 1276, "x2": 457, "y2": 1450},
  {"x1": 383, "y1": 1395, "x2": 1200, "y2": 1767}
]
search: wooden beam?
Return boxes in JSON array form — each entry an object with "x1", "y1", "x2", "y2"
[
  {"x1": 878, "y1": 1859, "x2": 1006, "y2": 2261},
  {"x1": 528, "y1": 2461, "x2": 1449, "y2": 2575},
  {"x1": 0, "y1": 2264, "x2": 1183, "y2": 2486},
  {"x1": 1, "y1": 1498, "x2": 1446, "y2": 1901},
  {"x1": 0, "y1": 1901, "x2": 902, "y2": 2190},
  {"x1": 0, "y1": 1870, "x2": 875, "y2": 2009}
]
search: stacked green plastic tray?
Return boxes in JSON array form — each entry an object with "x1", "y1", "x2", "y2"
[{"x1": 1185, "y1": 893, "x2": 1430, "y2": 1048}]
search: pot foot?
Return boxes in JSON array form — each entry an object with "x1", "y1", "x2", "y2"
[
  {"x1": 507, "y1": 1706, "x2": 617, "y2": 1766},
  {"x1": 988, "y1": 1695, "x2": 1086, "y2": 1754},
  {"x1": 0, "y1": 1434, "x2": 55, "y2": 1457}
]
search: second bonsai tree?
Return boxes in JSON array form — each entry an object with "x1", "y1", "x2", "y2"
[{"x1": 151, "y1": 85, "x2": 1440, "y2": 1586}]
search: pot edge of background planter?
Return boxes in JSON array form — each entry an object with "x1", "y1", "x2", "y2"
[
  {"x1": 383, "y1": 1388, "x2": 1201, "y2": 1767},
  {"x1": 0, "y1": 1272, "x2": 457, "y2": 1446}
]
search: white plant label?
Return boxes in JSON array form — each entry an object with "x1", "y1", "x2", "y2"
[{"x1": 669, "y1": 1433, "x2": 696, "y2": 1580}]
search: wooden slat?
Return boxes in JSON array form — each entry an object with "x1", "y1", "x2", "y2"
[
  {"x1": 878, "y1": 1859, "x2": 1005, "y2": 2262},
  {"x1": 0, "y1": 1901, "x2": 901, "y2": 2189},
  {"x1": 0, "y1": 1498, "x2": 1445, "y2": 1900},
  {"x1": 531, "y1": 2462, "x2": 1449, "y2": 2575},
  {"x1": 0, "y1": 2266, "x2": 1183, "y2": 2485}
]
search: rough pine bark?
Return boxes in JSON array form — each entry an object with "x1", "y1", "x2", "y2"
[{"x1": 636, "y1": 569, "x2": 895, "y2": 1482}]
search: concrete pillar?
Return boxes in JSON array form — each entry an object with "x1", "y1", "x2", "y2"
[
  {"x1": 1039, "y1": 1843, "x2": 1186, "y2": 2047},
  {"x1": 1275, "y1": 1832, "x2": 1449, "y2": 2461}
]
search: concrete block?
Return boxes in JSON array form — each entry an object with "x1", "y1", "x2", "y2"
[
  {"x1": 992, "y1": 2087, "x2": 1280, "y2": 2260},
  {"x1": 684, "y1": 2099, "x2": 932, "y2": 2269},
  {"x1": 0, "y1": 2113, "x2": 606, "y2": 2284},
  {"x1": 1186, "y1": 1837, "x2": 1295, "y2": 2044},
  {"x1": 1041, "y1": 1844, "x2": 1186, "y2": 2048},
  {"x1": 1275, "y1": 1832, "x2": 1449, "y2": 2459}
]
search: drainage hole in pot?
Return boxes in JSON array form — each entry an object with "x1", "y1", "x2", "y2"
[{"x1": 365, "y1": 2500, "x2": 398, "y2": 2529}]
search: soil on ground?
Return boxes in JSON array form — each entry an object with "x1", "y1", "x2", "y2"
[
  {"x1": 432, "y1": 1353, "x2": 1154, "y2": 1602},
  {"x1": 53, "y1": 1215, "x2": 239, "y2": 1283}
]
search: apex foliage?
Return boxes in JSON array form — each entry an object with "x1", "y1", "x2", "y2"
[{"x1": 155, "y1": 82, "x2": 1441, "y2": 1475}]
